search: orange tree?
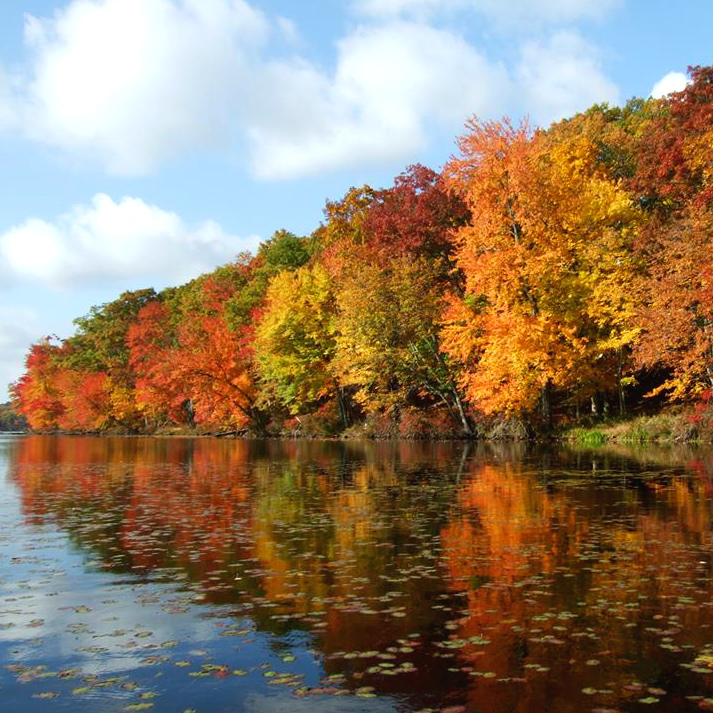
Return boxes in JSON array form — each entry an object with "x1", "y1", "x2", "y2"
[{"x1": 442, "y1": 119, "x2": 641, "y2": 424}]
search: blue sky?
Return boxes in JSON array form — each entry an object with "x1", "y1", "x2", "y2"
[{"x1": 0, "y1": 0, "x2": 710, "y2": 397}]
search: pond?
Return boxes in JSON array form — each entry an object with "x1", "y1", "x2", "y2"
[{"x1": 2, "y1": 434, "x2": 713, "y2": 712}]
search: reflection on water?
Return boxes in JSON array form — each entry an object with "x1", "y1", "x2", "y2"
[{"x1": 2, "y1": 435, "x2": 713, "y2": 712}]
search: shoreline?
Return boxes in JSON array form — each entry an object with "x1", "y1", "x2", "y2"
[{"x1": 6, "y1": 410, "x2": 713, "y2": 446}]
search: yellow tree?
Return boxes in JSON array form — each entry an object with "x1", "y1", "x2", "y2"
[
  {"x1": 333, "y1": 256, "x2": 472, "y2": 433},
  {"x1": 312, "y1": 168, "x2": 473, "y2": 433},
  {"x1": 443, "y1": 119, "x2": 640, "y2": 422},
  {"x1": 254, "y1": 264, "x2": 341, "y2": 418}
]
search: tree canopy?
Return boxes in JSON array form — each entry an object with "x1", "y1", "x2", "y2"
[{"x1": 12, "y1": 64, "x2": 713, "y2": 435}]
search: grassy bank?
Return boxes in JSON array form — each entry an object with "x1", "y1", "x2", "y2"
[{"x1": 560, "y1": 410, "x2": 711, "y2": 446}]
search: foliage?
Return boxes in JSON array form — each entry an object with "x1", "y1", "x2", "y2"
[
  {"x1": 630, "y1": 67, "x2": 713, "y2": 399},
  {"x1": 255, "y1": 264, "x2": 337, "y2": 414},
  {"x1": 0, "y1": 402, "x2": 27, "y2": 431},
  {"x1": 224, "y1": 230, "x2": 313, "y2": 330},
  {"x1": 442, "y1": 119, "x2": 640, "y2": 418},
  {"x1": 11, "y1": 339, "x2": 65, "y2": 431},
  {"x1": 333, "y1": 257, "x2": 467, "y2": 427},
  {"x1": 129, "y1": 282, "x2": 259, "y2": 431},
  {"x1": 11, "y1": 63, "x2": 713, "y2": 436},
  {"x1": 362, "y1": 164, "x2": 469, "y2": 269}
]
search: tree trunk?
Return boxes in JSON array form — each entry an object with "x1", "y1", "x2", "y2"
[
  {"x1": 429, "y1": 336, "x2": 473, "y2": 436},
  {"x1": 540, "y1": 380, "x2": 552, "y2": 432},
  {"x1": 337, "y1": 387, "x2": 350, "y2": 430},
  {"x1": 451, "y1": 385, "x2": 473, "y2": 436},
  {"x1": 617, "y1": 350, "x2": 627, "y2": 417},
  {"x1": 185, "y1": 399, "x2": 196, "y2": 428}
]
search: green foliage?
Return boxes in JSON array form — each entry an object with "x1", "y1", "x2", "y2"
[
  {"x1": 0, "y1": 402, "x2": 27, "y2": 431},
  {"x1": 63, "y1": 288, "x2": 157, "y2": 372},
  {"x1": 258, "y1": 229, "x2": 315, "y2": 270},
  {"x1": 225, "y1": 230, "x2": 313, "y2": 330},
  {"x1": 563, "y1": 428, "x2": 608, "y2": 446}
]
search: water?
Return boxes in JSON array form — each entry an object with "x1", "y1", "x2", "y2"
[{"x1": 2, "y1": 435, "x2": 713, "y2": 712}]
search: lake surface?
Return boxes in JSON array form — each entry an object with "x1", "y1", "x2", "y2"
[{"x1": 2, "y1": 436, "x2": 713, "y2": 712}]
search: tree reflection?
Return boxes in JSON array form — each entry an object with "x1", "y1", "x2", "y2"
[{"x1": 7, "y1": 436, "x2": 713, "y2": 712}]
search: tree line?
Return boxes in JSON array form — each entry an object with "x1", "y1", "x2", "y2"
[{"x1": 12, "y1": 65, "x2": 713, "y2": 437}]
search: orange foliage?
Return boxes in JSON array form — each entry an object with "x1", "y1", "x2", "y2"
[
  {"x1": 11, "y1": 340, "x2": 65, "y2": 430},
  {"x1": 443, "y1": 119, "x2": 640, "y2": 416}
]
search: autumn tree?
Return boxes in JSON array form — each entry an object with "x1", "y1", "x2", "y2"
[
  {"x1": 223, "y1": 230, "x2": 314, "y2": 331},
  {"x1": 11, "y1": 339, "x2": 65, "y2": 430},
  {"x1": 362, "y1": 164, "x2": 469, "y2": 269},
  {"x1": 254, "y1": 264, "x2": 341, "y2": 419},
  {"x1": 127, "y1": 300, "x2": 185, "y2": 426},
  {"x1": 55, "y1": 289, "x2": 158, "y2": 429},
  {"x1": 630, "y1": 66, "x2": 713, "y2": 399},
  {"x1": 443, "y1": 119, "x2": 641, "y2": 423},
  {"x1": 14, "y1": 335, "x2": 135, "y2": 433},
  {"x1": 129, "y1": 275, "x2": 260, "y2": 432},
  {"x1": 312, "y1": 166, "x2": 473, "y2": 432},
  {"x1": 170, "y1": 305, "x2": 259, "y2": 430},
  {"x1": 55, "y1": 370, "x2": 112, "y2": 431},
  {"x1": 333, "y1": 256, "x2": 472, "y2": 433}
]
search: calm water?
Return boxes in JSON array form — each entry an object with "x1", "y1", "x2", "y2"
[{"x1": 2, "y1": 436, "x2": 713, "y2": 712}]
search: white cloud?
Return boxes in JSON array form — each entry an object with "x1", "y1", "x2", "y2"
[
  {"x1": 0, "y1": 194, "x2": 258, "y2": 288},
  {"x1": 19, "y1": 0, "x2": 268, "y2": 175},
  {"x1": 246, "y1": 22, "x2": 510, "y2": 179},
  {"x1": 0, "y1": 0, "x2": 621, "y2": 179},
  {"x1": 516, "y1": 31, "x2": 620, "y2": 125},
  {"x1": 650, "y1": 71, "x2": 689, "y2": 99},
  {"x1": 352, "y1": 0, "x2": 621, "y2": 27},
  {"x1": 10, "y1": 0, "x2": 511, "y2": 179}
]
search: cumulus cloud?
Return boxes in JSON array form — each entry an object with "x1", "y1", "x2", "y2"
[
  {"x1": 10, "y1": 0, "x2": 512, "y2": 178},
  {"x1": 516, "y1": 31, "x2": 619, "y2": 125},
  {"x1": 650, "y1": 71, "x2": 689, "y2": 99},
  {"x1": 0, "y1": 0, "x2": 621, "y2": 178},
  {"x1": 352, "y1": 0, "x2": 621, "y2": 26},
  {"x1": 19, "y1": 0, "x2": 268, "y2": 175},
  {"x1": 246, "y1": 22, "x2": 510, "y2": 179},
  {"x1": 0, "y1": 194, "x2": 257, "y2": 288}
]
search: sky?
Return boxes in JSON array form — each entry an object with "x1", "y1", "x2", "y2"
[{"x1": 0, "y1": 0, "x2": 710, "y2": 398}]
